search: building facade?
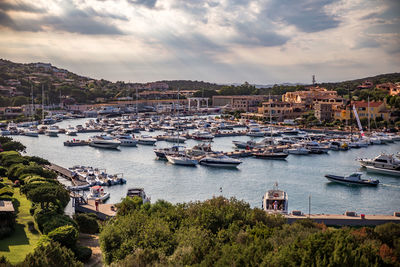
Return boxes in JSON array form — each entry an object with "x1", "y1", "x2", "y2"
[{"x1": 212, "y1": 95, "x2": 268, "y2": 112}]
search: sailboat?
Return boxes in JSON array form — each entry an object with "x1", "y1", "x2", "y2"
[
  {"x1": 253, "y1": 94, "x2": 288, "y2": 160},
  {"x1": 24, "y1": 85, "x2": 39, "y2": 137},
  {"x1": 163, "y1": 88, "x2": 198, "y2": 166}
]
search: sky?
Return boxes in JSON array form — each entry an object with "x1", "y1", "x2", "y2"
[{"x1": 0, "y1": 0, "x2": 399, "y2": 84}]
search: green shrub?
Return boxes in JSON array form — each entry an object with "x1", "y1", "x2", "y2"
[
  {"x1": 24, "y1": 156, "x2": 50, "y2": 166},
  {"x1": 73, "y1": 213, "x2": 99, "y2": 234},
  {"x1": 35, "y1": 209, "x2": 77, "y2": 234},
  {"x1": 73, "y1": 245, "x2": 92, "y2": 263},
  {"x1": 0, "y1": 186, "x2": 13, "y2": 199},
  {"x1": 47, "y1": 225, "x2": 79, "y2": 248},
  {"x1": 22, "y1": 240, "x2": 83, "y2": 267},
  {"x1": 0, "y1": 166, "x2": 7, "y2": 177}
]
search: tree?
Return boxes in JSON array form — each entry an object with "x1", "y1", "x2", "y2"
[
  {"x1": 27, "y1": 184, "x2": 69, "y2": 209},
  {"x1": 47, "y1": 225, "x2": 79, "y2": 248}
]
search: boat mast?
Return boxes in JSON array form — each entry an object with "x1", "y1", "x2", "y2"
[
  {"x1": 348, "y1": 87, "x2": 352, "y2": 140},
  {"x1": 269, "y1": 93, "x2": 272, "y2": 139},
  {"x1": 368, "y1": 96, "x2": 370, "y2": 135},
  {"x1": 136, "y1": 87, "x2": 138, "y2": 117},
  {"x1": 177, "y1": 87, "x2": 180, "y2": 143},
  {"x1": 41, "y1": 84, "x2": 44, "y2": 122},
  {"x1": 31, "y1": 84, "x2": 34, "y2": 121}
]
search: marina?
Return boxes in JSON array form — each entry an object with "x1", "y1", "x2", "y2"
[{"x1": 10, "y1": 117, "x2": 400, "y2": 216}]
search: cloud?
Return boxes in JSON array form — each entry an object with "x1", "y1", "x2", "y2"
[
  {"x1": 264, "y1": 0, "x2": 341, "y2": 33},
  {"x1": 0, "y1": 0, "x2": 125, "y2": 35},
  {"x1": 233, "y1": 22, "x2": 289, "y2": 46},
  {"x1": 0, "y1": 1, "x2": 45, "y2": 13},
  {"x1": 127, "y1": 0, "x2": 157, "y2": 9}
]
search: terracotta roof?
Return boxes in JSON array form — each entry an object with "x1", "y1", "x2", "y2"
[{"x1": 353, "y1": 101, "x2": 383, "y2": 108}]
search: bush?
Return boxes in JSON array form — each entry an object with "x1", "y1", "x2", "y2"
[
  {"x1": 47, "y1": 225, "x2": 79, "y2": 248},
  {"x1": 0, "y1": 166, "x2": 7, "y2": 177},
  {"x1": 73, "y1": 213, "x2": 99, "y2": 234},
  {"x1": 24, "y1": 156, "x2": 50, "y2": 166},
  {"x1": 35, "y1": 210, "x2": 77, "y2": 234},
  {"x1": 22, "y1": 240, "x2": 83, "y2": 267},
  {"x1": 73, "y1": 245, "x2": 92, "y2": 263}
]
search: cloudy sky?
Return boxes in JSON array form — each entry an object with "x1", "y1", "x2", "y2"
[{"x1": 0, "y1": 0, "x2": 399, "y2": 84}]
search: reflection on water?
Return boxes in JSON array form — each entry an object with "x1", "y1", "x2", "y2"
[{"x1": 12, "y1": 118, "x2": 400, "y2": 215}]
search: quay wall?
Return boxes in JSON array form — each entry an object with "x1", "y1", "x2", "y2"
[{"x1": 286, "y1": 214, "x2": 400, "y2": 226}]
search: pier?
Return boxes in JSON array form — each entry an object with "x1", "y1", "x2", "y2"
[
  {"x1": 70, "y1": 192, "x2": 116, "y2": 220},
  {"x1": 46, "y1": 163, "x2": 87, "y2": 186},
  {"x1": 285, "y1": 213, "x2": 400, "y2": 226}
]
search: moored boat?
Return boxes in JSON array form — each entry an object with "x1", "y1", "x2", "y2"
[
  {"x1": 262, "y1": 182, "x2": 288, "y2": 214},
  {"x1": 199, "y1": 154, "x2": 242, "y2": 168}
]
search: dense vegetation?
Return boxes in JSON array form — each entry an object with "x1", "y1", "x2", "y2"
[
  {"x1": 100, "y1": 196, "x2": 400, "y2": 266},
  {"x1": 0, "y1": 137, "x2": 93, "y2": 265}
]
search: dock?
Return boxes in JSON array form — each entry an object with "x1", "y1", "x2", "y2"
[
  {"x1": 75, "y1": 199, "x2": 116, "y2": 220},
  {"x1": 46, "y1": 163, "x2": 87, "y2": 186},
  {"x1": 285, "y1": 213, "x2": 400, "y2": 226}
]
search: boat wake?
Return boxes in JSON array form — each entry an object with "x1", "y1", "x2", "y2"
[{"x1": 379, "y1": 183, "x2": 400, "y2": 189}]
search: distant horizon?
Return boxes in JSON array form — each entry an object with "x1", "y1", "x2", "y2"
[
  {"x1": 1, "y1": 0, "x2": 399, "y2": 85},
  {"x1": 2, "y1": 58, "x2": 399, "y2": 87}
]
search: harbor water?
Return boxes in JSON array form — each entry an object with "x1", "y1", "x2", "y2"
[{"x1": 13, "y1": 118, "x2": 400, "y2": 215}]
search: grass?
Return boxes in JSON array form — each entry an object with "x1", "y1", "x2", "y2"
[{"x1": 0, "y1": 184, "x2": 40, "y2": 264}]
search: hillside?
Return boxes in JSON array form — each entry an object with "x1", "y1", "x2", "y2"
[{"x1": 0, "y1": 59, "x2": 399, "y2": 107}]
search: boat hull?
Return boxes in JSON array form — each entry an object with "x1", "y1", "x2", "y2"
[
  {"x1": 324, "y1": 174, "x2": 379, "y2": 186},
  {"x1": 365, "y1": 166, "x2": 400, "y2": 176}
]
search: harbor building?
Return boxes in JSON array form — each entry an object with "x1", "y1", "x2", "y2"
[
  {"x1": 282, "y1": 86, "x2": 341, "y2": 109},
  {"x1": 334, "y1": 100, "x2": 391, "y2": 122},
  {"x1": 212, "y1": 95, "x2": 269, "y2": 112},
  {"x1": 315, "y1": 103, "x2": 333, "y2": 122}
]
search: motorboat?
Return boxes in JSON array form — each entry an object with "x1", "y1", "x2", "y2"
[
  {"x1": 127, "y1": 187, "x2": 151, "y2": 203},
  {"x1": 89, "y1": 135, "x2": 121, "y2": 149},
  {"x1": 246, "y1": 127, "x2": 265, "y2": 137},
  {"x1": 24, "y1": 128, "x2": 39, "y2": 137},
  {"x1": 116, "y1": 135, "x2": 138, "y2": 147},
  {"x1": 324, "y1": 172, "x2": 379, "y2": 186},
  {"x1": 161, "y1": 134, "x2": 187, "y2": 143},
  {"x1": 154, "y1": 145, "x2": 185, "y2": 159},
  {"x1": 185, "y1": 143, "x2": 213, "y2": 157},
  {"x1": 302, "y1": 141, "x2": 329, "y2": 154},
  {"x1": 262, "y1": 182, "x2": 288, "y2": 214},
  {"x1": 45, "y1": 126, "x2": 59, "y2": 137},
  {"x1": 137, "y1": 135, "x2": 157, "y2": 145},
  {"x1": 281, "y1": 128, "x2": 299, "y2": 135},
  {"x1": 192, "y1": 131, "x2": 214, "y2": 141},
  {"x1": 199, "y1": 154, "x2": 242, "y2": 168},
  {"x1": 64, "y1": 139, "x2": 89, "y2": 146},
  {"x1": 166, "y1": 154, "x2": 198, "y2": 166},
  {"x1": 253, "y1": 148, "x2": 288, "y2": 159},
  {"x1": 87, "y1": 186, "x2": 110, "y2": 201},
  {"x1": 358, "y1": 153, "x2": 400, "y2": 176},
  {"x1": 66, "y1": 126, "x2": 77, "y2": 136},
  {"x1": 286, "y1": 145, "x2": 310, "y2": 155}
]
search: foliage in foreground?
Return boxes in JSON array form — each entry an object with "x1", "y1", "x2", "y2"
[{"x1": 100, "y1": 196, "x2": 400, "y2": 267}]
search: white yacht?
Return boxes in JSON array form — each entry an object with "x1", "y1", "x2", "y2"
[
  {"x1": 24, "y1": 128, "x2": 39, "y2": 137},
  {"x1": 262, "y1": 182, "x2": 288, "y2": 214},
  {"x1": 246, "y1": 127, "x2": 265, "y2": 137},
  {"x1": 137, "y1": 135, "x2": 157, "y2": 145},
  {"x1": 116, "y1": 135, "x2": 138, "y2": 147},
  {"x1": 87, "y1": 185, "x2": 110, "y2": 201},
  {"x1": 127, "y1": 188, "x2": 150, "y2": 203},
  {"x1": 358, "y1": 153, "x2": 400, "y2": 176},
  {"x1": 192, "y1": 131, "x2": 214, "y2": 141},
  {"x1": 66, "y1": 126, "x2": 77, "y2": 136},
  {"x1": 89, "y1": 135, "x2": 121, "y2": 149},
  {"x1": 199, "y1": 154, "x2": 242, "y2": 168},
  {"x1": 45, "y1": 126, "x2": 59, "y2": 137},
  {"x1": 166, "y1": 154, "x2": 198, "y2": 166},
  {"x1": 286, "y1": 145, "x2": 310, "y2": 155}
]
